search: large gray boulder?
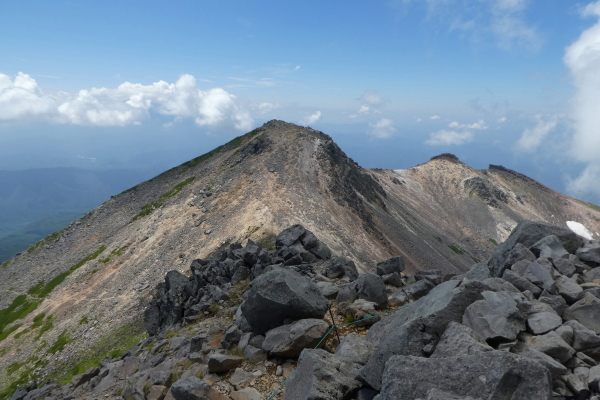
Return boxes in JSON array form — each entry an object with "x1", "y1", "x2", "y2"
[
  {"x1": 488, "y1": 220, "x2": 583, "y2": 277},
  {"x1": 522, "y1": 259, "x2": 554, "y2": 289},
  {"x1": 262, "y1": 319, "x2": 329, "y2": 357},
  {"x1": 170, "y1": 376, "x2": 228, "y2": 400},
  {"x1": 376, "y1": 256, "x2": 405, "y2": 276},
  {"x1": 563, "y1": 292, "x2": 600, "y2": 334},
  {"x1": 401, "y1": 279, "x2": 436, "y2": 301},
  {"x1": 276, "y1": 224, "x2": 306, "y2": 248},
  {"x1": 555, "y1": 276, "x2": 584, "y2": 304},
  {"x1": 358, "y1": 280, "x2": 491, "y2": 390},
  {"x1": 284, "y1": 349, "x2": 362, "y2": 400},
  {"x1": 326, "y1": 256, "x2": 358, "y2": 280},
  {"x1": 241, "y1": 268, "x2": 328, "y2": 334},
  {"x1": 377, "y1": 351, "x2": 553, "y2": 400},
  {"x1": 529, "y1": 235, "x2": 569, "y2": 261},
  {"x1": 352, "y1": 273, "x2": 388, "y2": 308},
  {"x1": 526, "y1": 312, "x2": 562, "y2": 335},
  {"x1": 207, "y1": 354, "x2": 244, "y2": 373},
  {"x1": 502, "y1": 270, "x2": 542, "y2": 297},
  {"x1": 335, "y1": 334, "x2": 375, "y2": 365},
  {"x1": 576, "y1": 240, "x2": 600, "y2": 265},
  {"x1": 462, "y1": 290, "x2": 526, "y2": 343},
  {"x1": 519, "y1": 349, "x2": 568, "y2": 379},
  {"x1": 430, "y1": 321, "x2": 492, "y2": 358},
  {"x1": 564, "y1": 320, "x2": 600, "y2": 352},
  {"x1": 524, "y1": 331, "x2": 575, "y2": 363}
]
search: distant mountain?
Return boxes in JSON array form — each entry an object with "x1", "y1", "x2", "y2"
[
  {"x1": 1, "y1": 120, "x2": 600, "y2": 396},
  {"x1": 0, "y1": 168, "x2": 152, "y2": 261}
]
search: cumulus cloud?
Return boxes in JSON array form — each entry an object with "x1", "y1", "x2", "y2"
[
  {"x1": 565, "y1": 1, "x2": 600, "y2": 198},
  {"x1": 430, "y1": 115, "x2": 441, "y2": 120},
  {"x1": 514, "y1": 114, "x2": 559, "y2": 153},
  {"x1": 303, "y1": 111, "x2": 322, "y2": 125},
  {"x1": 368, "y1": 118, "x2": 396, "y2": 138},
  {"x1": 425, "y1": 130, "x2": 474, "y2": 146},
  {"x1": 0, "y1": 72, "x2": 254, "y2": 130},
  {"x1": 361, "y1": 90, "x2": 383, "y2": 105},
  {"x1": 0, "y1": 72, "x2": 55, "y2": 120},
  {"x1": 448, "y1": 119, "x2": 487, "y2": 129},
  {"x1": 497, "y1": 117, "x2": 507, "y2": 123}
]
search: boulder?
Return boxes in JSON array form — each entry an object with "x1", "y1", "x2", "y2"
[
  {"x1": 452, "y1": 263, "x2": 491, "y2": 282},
  {"x1": 309, "y1": 241, "x2": 331, "y2": 260},
  {"x1": 170, "y1": 376, "x2": 228, "y2": 400},
  {"x1": 502, "y1": 270, "x2": 542, "y2": 297},
  {"x1": 359, "y1": 280, "x2": 491, "y2": 390},
  {"x1": 241, "y1": 268, "x2": 328, "y2": 334},
  {"x1": 414, "y1": 269, "x2": 442, "y2": 286},
  {"x1": 563, "y1": 292, "x2": 600, "y2": 334},
  {"x1": 522, "y1": 259, "x2": 554, "y2": 289},
  {"x1": 276, "y1": 224, "x2": 306, "y2": 248},
  {"x1": 338, "y1": 299, "x2": 380, "y2": 327},
  {"x1": 206, "y1": 354, "x2": 244, "y2": 373},
  {"x1": 243, "y1": 345, "x2": 267, "y2": 364},
  {"x1": 284, "y1": 349, "x2": 362, "y2": 400},
  {"x1": 335, "y1": 334, "x2": 375, "y2": 365},
  {"x1": 576, "y1": 240, "x2": 600, "y2": 265},
  {"x1": 488, "y1": 220, "x2": 582, "y2": 277},
  {"x1": 430, "y1": 321, "x2": 492, "y2": 358},
  {"x1": 519, "y1": 349, "x2": 568, "y2": 379},
  {"x1": 376, "y1": 256, "x2": 405, "y2": 276},
  {"x1": 71, "y1": 367, "x2": 100, "y2": 388},
  {"x1": 326, "y1": 256, "x2": 358, "y2": 280},
  {"x1": 262, "y1": 319, "x2": 329, "y2": 357},
  {"x1": 564, "y1": 320, "x2": 600, "y2": 352},
  {"x1": 526, "y1": 312, "x2": 563, "y2": 335},
  {"x1": 553, "y1": 259, "x2": 577, "y2": 277},
  {"x1": 538, "y1": 293, "x2": 567, "y2": 316},
  {"x1": 401, "y1": 279, "x2": 435, "y2": 301},
  {"x1": 529, "y1": 235, "x2": 569, "y2": 260},
  {"x1": 381, "y1": 272, "x2": 403, "y2": 287},
  {"x1": 555, "y1": 276, "x2": 584, "y2": 304},
  {"x1": 585, "y1": 267, "x2": 600, "y2": 282},
  {"x1": 230, "y1": 388, "x2": 261, "y2": 400},
  {"x1": 462, "y1": 290, "x2": 526, "y2": 343},
  {"x1": 524, "y1": 331, "x2": 576, "y2": 363},
  {"x1": 377, "y1": 351, "x2": 553, "y2": 400},
  {"x1": 353, "y1": 273, "x2": 388, "y2": 308}
]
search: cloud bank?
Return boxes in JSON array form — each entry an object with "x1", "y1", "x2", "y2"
[
  {"x1": 0, "y1": 72, "x2": 256, "y2": 130},
  {"x1": 564, "y1": 2, "x2": 600, "y2": 198},
  {"x1": 368, "y1": 118, "x2": 396, "y2": 138},
  {"x1": 515, "y1": 114, "x2": 559, "y2": 153},
  {"x1": 425, "y1": 130, "x2": 474, "y2": 146}
]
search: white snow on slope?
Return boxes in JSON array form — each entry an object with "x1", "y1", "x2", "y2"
[{"x1": 567, "y1": 221, "x2": 594, "y2": 240}]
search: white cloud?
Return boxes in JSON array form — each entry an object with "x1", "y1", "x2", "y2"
[
  {"x1": 448, "y1": 119, "x2": 487, "y2": 129},
  {"x1": 515, "y1": 114, "x2": 559, "y2": 152},
  {"x1": 255, "y1": 102, "x2": 280, "y2": 114},
  {"x1": 359, "y1": 105, "x2": 370, "y2": 114},
  {"x1": 430, "y1": 115, "x2": 441, "y2": 120},
  {"x1": 0, "y1": 72, "x2": 254, "y2": 130},
  {"x1": 0, "y1": 72, "x2": 55, "y2": 120},
  {"x1": 361, "y1": 90, "x2": 383, "y2": 105},
  {"x1": 497, "y1": 117, "x2": 507, "y2": 123},
  {"x1": 565, "y1": 1, "x2": 600, "y2": 199},
  {"x1": 293, "y1": 66, "x2": 301, "y2": 71},
  {"x1": 303, "y1": 111, "x2": 322, "y2": 125},
  {"x1": 425, "y1": 130, "x2": 474, "y2": 146},
  {"x1": 368, "y1": 118, "x2": 396, "y2": 139}
]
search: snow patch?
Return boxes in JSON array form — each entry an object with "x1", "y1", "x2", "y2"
[{"x1": 567, "y1": 221, "x2": 594, "y2": 240}]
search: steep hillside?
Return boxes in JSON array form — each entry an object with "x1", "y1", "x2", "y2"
[{"x1": 1, "y1": 121, "x2": 600, "y2": 396}]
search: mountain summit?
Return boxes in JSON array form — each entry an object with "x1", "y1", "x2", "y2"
[{"x1": 1, "y1": 120, "x2": 600, "y2": 394}]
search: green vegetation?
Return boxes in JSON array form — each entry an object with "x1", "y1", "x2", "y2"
[
  {"x1": 79, "y1": 316, "x2": 89, "y2": 325},
  {"x1": 1, "y1": 260, "x2": 10, "y2": 268},
  {"x1": 49, "y1": 319, "x2": 147, "y2": 385},
  {"x1": 47, "y1": 330, "x2": 73, "y2": 353},
  {"x1": 448, "y1": 244, "x2": 465, "y2": 255},
  {"x1": 258, "y1": 233, "x2": 276, "y2": 251},
  {"x1": 344, "y1": 314, "x2": 355, "y2": 324},
  {"x1": 0, "y1": 323, "x2": 22, "y2": 342},
  {"x1": 0, "y1": 246, "x2": 105, "y2": 342},
  {"x1": 0, "y1": 355, "x2": 47, "y2": 399},
  {"x1": 30, "y1": 245, "x2": 106, "y2": 299},
  {"x1": 131, "y1": 177, "x2": 195, "y2": 222},
  {"x1": 488, "y1": 238, "x2": 498, "y2": 246},
  {"x1": 246, "y1": 226, "x2": 260, "y2": 236},
  {"x1": 132, "y1": 201, "x2": 163, "y2": 221},
  {"x1": 99, "y1": 247, "x2": 125, "y2": 264},
  {"x1": 34, "y1": 314, "x2": 55, "y2": 340},
  {"x1": 161, "y1": 177, "x2": 195, "y2": 199},
  {"x1": 434, "y1": 236, "x2": 443, "y2": 243},
  {"x1": 26, "y1": 228, "x2": 66, "y2": 254}
]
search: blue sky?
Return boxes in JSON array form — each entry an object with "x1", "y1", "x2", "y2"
[{"x1": 2, "y1": 0, "x2": 600, "y2": 203}]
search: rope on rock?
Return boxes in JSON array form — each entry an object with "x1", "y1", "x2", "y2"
[{"x1": 266, "y1": 303, "x2": 411, "y2": 400}]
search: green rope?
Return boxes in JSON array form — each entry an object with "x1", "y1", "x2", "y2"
[{"x1": 265, "y1": 303, "x2": 411, "y2": 399}]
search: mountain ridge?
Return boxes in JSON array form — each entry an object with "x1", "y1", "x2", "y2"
[{"x1": 1, "y1": 120, "x2": 600, "y2": 395}]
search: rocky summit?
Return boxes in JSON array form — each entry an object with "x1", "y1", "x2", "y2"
[
  {"x1": 3, "y1": 121, "x2": 600, "y2": 399},
  {"x1": 8, "y1": 220, "x2": 600, "y2": 400}
]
